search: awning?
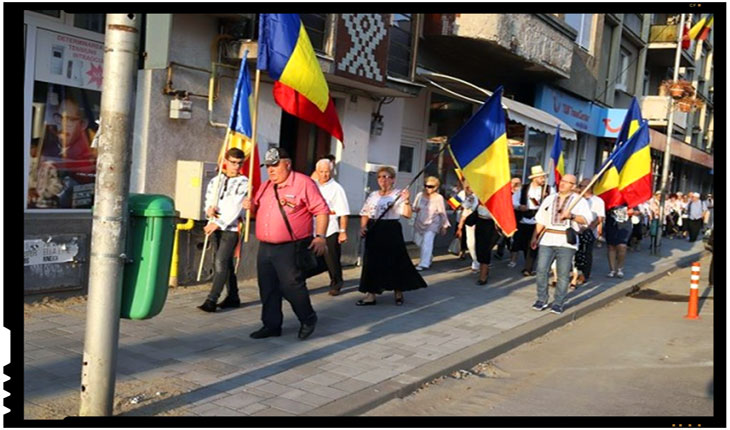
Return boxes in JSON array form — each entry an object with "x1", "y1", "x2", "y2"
[{"x1": 417, "y1": 68, "x2": 578, "y2": 141}]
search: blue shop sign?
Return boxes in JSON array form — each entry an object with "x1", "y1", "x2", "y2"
[{"x1": 535, "y1": 84, "x2": 627, "y2": 138}]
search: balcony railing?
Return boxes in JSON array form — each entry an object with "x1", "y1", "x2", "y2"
[{"x1": 641, "y1": 96, "x2": 687, "y2": 130}]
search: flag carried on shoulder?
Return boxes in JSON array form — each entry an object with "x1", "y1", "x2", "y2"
[
  {"x1": 607, "y1": 120, "x2": 652, "y2": 208},
  {"x1": 217, "y1": 59, "x2": 261, "y2": 198},
  {"x1": 594, "y1": 96, "x2": 643, "y2": 209},
  {"x1": 449, "y1": 86, "x2": 517, "y2": 237},
  {"x1": 257, "y1": 13, "x2": 344, "y2": 144},
  {"x1": 549, "y1": 126, "x2": 565, "y2": 187}
]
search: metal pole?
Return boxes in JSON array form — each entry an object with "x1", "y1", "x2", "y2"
[
  {"x1": 244, "y1": 68, "x2": 262, "y2": 243},
  {"x1": 79, "y1": 14, "x2": 141, "y2": 416},
  {"x1": 657, "y1": 13, "x2": 685, "y2": 249}
]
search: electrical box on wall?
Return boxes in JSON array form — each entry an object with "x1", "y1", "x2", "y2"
[
  {"x1": 170, "y1": 98, "x2": 192, "y2": 120},
  {"x1": 175, "y1": 160, "x2": 218, "y2": 220}
]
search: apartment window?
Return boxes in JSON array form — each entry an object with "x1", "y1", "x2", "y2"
[
  {"x1": 301, "y1": 13, "x2": 328, "y2": 53},
  {"x1": 565, "y1": 14, "x2": 593, "y2": 51},
  {"x1": 616, "y1": 49, "x2": 630, "y2": 92},
  {"x1": 74, "y1": 14, "x2": 105, "y2": 34},
  {"x1": 387, "y1": 14, "x2": 413, "y2": 79}
]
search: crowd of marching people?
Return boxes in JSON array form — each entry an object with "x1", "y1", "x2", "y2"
[{"x1": 198, "y1": 147, "x2": 713, "y2": 336}]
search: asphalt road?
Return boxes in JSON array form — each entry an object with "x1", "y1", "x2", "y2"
[{"x1": 363, "y1": 255, "x2": 714, "y2": 417}]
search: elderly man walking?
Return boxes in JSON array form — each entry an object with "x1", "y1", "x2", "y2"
[
  {"x1": 686, "y1": 192, "x2": 708, "y2": 242},
  {"x1": 530, "y1": 174, "x2": 592, "y2": 315},
  {"x1": 242, "y1": 148, "x2": 330, "y2": 340},
  {"x1": 312, "y1": 157, "x2": 350, "y2": 295}
]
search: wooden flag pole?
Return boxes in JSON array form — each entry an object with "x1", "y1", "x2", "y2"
[
  {"x1": 197, "y1": 130, "x2": 231, "y2": 281},
  {"x1": 243, "y1": 68, "x2": 262, "y2": 243}
]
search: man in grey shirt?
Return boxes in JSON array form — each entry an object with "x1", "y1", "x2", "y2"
[{"x1": 686, "y1": 192, "x2": 708, "y2": 242}]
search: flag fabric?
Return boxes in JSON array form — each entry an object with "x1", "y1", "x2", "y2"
[
  {"x1": 217, "y1": 60, "x2": 262, "y2": 198},
  {"x1": 549, "y1": 127, "x2": 565, "y2": 186},
  {"x1": 608, "y1": 121, "x2": 652, "y2": 208},
  {"x1": 689, "y1": 15, "x2": 707, "y2": 40},
  {"x1": 682, "y1": 23, "x2": 691, "y2": 50},
  {"x1": 594, "y1": 97, "x2": 643, "y2": 209},
  {"x1": 258, "y1": 13, "x2": 344, "y2": 143},
  {"x1": 449, "y1": 86, "x2": 517, "y2": 237},
  {"x1": 447, "y1": 194, "x2": 463, "y2": 210},
  {"x1": 698, "y1": 15, "x2": 714, "y2": 41},
  {"x1": 454, "y1": 167, "x2": 465, "y2": 183}
]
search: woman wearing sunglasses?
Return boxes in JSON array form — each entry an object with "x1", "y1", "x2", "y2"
[
  {"x1": 412, "y1": 176, "x2": 451, "y2": 271},
  {"x1": 356, "y1": 166, "x2": 427, "y2": 306}
]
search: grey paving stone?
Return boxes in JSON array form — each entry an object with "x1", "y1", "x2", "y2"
[
  {"x1": 327, "y1": 378, "x2": 372, "y2": 394},
  {"x1": 212, "y1": 391, "x2": 265, "y2": 410},
  {"x1": 302, "y1": 371, "x2": 347, "y2": 386},
  {"x1": 197, "y1": 405, "x2": 241, "y2": 416},
  {"x1": 255, "y1": 381, "x2": 290, "y2": 396},
  {"x1": 239, "y1": 402, "x2": 269, "y2": 415},
  {"x1": 260, "y1": 397, "x2": 312, "y2": 415},
  {"x1": 251, "y1": 406, "x2": 295, "y2": 416}
]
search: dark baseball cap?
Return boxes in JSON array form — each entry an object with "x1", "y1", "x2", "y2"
[{"x1": 262, "y1": 147, "x2": 291, "y2": 166}]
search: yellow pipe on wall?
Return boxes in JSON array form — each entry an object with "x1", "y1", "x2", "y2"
[{"x1": 169, "y1": 218, "x2": 195, "y2": 287}]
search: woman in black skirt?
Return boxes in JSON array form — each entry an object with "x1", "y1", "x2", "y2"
[
  {"x1": 473, "y1": 205, "x2": 499, "y2": 285},
  {"x1": 356, "y1": 166, "x2": 427, "y2": 306}
]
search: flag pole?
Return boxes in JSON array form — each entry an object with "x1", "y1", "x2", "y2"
[
  {"x1": 244, "y1": 67, "x2": 262, "y2": 243},
  {"x1": 197, "y1": 131, "x2": 231, "y2": 281}
]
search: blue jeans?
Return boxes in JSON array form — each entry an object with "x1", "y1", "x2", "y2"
[{"x1": 536, "y1": 245, "x2": 576, "y2": 307}]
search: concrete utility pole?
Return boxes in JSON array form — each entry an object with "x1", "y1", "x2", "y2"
[
  {"x1": 79, "y1": 14, "x2": 141, "y2": 416},
  {"x1": 656, "y1": 13, "x2": 685, "y2": 249}
]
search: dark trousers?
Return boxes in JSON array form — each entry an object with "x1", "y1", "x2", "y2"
[
  {"x1": 207, "y1": 230, "x2": 240, "y2": 302},
  {"x1": 307, "y1": 233, "x2": 344, "y2": 290},
  {"x1": 687, "y1": 219, "x2": 703, "y2": 242},
  {"x1": 257, "y1": 241, "x2": 317, "y2": 330}
]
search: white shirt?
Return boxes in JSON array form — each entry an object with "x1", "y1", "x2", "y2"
[
  {"x1": 360, "y1": 189, "x2": 406, "y2": 220},
  {"x1": 204, "y1": 174, "x2": 249, "y2": 232},
  {"x1": 458, "y1": 190, "x2": 479, "y2": 219},
  {"x1": 316, "y1": 178, "x2": 350, "y2": 237},
  {"x1": 512, "y1": 184, "x2": 546, "y2": 225},
  {"x1": 586, "y1": 195, "x2": 605, "y2": 237},
  {"x1": 535, "y1": 193, "x2": 593, "y2": 250}
]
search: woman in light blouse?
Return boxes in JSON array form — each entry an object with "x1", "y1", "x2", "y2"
[
  {"x1": 412, "y1": 176, "x2": 451, "y2": 271},
  {"x1": 356, "y1": 166, "x2": 427, "y2": 306}
]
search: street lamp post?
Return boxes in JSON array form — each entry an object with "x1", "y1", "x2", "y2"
[{"x1": 656, "y1": 13, "x2": 685, "y2": 249}]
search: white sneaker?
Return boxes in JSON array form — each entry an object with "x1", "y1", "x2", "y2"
[
  {"x1": 471, "y1": 262, "x2": 480, "y2": 271},
  {"x1": 616, "y1": 269, "x2": 624, "y2": 278},
  {"x1": 507, "y1": 261, "x2": 517, "y2": 268},
  {"x1": 607, "y1": 271, "x2": 616, "y2": 278},
  {"x1": 415, "y1": 265, "x2": 425, "y2": 271}
]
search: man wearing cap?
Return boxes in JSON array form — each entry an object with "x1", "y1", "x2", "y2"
[
  {"x1": 242, "y1": 147, "x2": 330, "y2": 340},
  {"x1": 311, "y1": 157, "x2": 350, "y2": 296},
  {"x1": 512, "y1": 165, "x2": 549, "y2": 276},
  {"x1": 197, "y1": 147, "x2": 248, "y2": 312}
]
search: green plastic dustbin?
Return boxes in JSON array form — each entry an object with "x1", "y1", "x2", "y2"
[{"x1": 120, "y1": 194, "x2": 178, "y2": 320}]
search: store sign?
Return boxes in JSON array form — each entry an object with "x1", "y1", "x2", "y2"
[
  {"x1": 35, "y1": 29, "x2": 104, "y2": 90},
  {"x1": 24, "y1": 238, "x2": 79, "y2": 266}
]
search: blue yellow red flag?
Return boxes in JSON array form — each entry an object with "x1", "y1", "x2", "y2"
[
  {"x1": 447, "y1": 194, "x2": 463, "y2": 210},
  {"x1": 549, "y1": 127, "x2": 565, "y2": 186},
  {"x1": 613, "y1": 120, "x2": 652, "y2": 208},
  {"x1": 258, "y1": 13, "x2": 344, "y2": 143},
  {"x1": 449, "y1": 87, "x2": 516, "y2": 236}
]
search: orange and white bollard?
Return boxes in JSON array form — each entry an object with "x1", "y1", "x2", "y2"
[{"x1": 684, "y1": 262, "x2": 701, "y2": 320}]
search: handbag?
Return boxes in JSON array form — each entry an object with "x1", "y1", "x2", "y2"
[
  {"x1": 565, "y1": 227, "x2": 578, "y2": 245},
  {"x1": 273, "y1": 184, "x2": 319, "y2": 273},
  {"x1": 447, "y1": 237, "x2": 461, "y2": 255}
]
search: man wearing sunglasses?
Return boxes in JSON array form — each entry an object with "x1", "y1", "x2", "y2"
[{"x1": 197, "y1": 148, "x2": 249, "y2": 312}]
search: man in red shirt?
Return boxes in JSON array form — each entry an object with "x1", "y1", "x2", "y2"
[{"x1": 242, "y1": 148, "x2": 330, "y2": 340}]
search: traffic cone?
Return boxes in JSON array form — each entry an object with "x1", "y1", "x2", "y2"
[{"x1": 684, "y1": 262, "x2": 701, "y2": 320}]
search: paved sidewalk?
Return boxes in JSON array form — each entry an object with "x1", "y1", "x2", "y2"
[{"x1": 23, "y1": 238, "x2": 708, "y2": 418}]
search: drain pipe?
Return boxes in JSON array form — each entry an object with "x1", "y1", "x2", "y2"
[{"x1": 169, "y1": 218, "x2": 195, "y2": 287}]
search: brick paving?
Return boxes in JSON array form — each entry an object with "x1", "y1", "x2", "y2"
[{"x1": 23, "y1": 238, "x2": 706, "y2": 417}]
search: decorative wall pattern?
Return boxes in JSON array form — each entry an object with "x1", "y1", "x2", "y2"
[{"x1": 335, "y1": 14, "x2": 389, "y2": 86}]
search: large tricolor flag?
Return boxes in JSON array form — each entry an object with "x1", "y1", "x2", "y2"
[
  {"x1": 257, "y1": 13, "x2": 344, "y2": 143},
  {"x1": 449, "y1": 87, "x2": 517, "y2": 236},
  {"x1": 697, "y1": 15, "x2": 714, "y2": 41},
  {"x1": 594, "y1": 96, "x2": 643, "y2": 209},
  {"x1": 549, "y1": 127, "x2": 565, "y2": 186},
  {"x1": 689, "y1": 14, "x2": 711, "y2": 40},
  {"x1": 217, "y1": 60, "x2": 261, "y2": 198},
  {"x1": 608, "y1": 120, "x2": 652, "y2": 208}
]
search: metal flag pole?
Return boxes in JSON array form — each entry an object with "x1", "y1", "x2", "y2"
[{"x1": 243, "y1": 67, "x2": 262, "y2": 244}]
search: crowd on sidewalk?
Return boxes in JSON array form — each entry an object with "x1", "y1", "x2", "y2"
[{"x1": 196, "y1": 150, "x2": 713, "y2": 339}]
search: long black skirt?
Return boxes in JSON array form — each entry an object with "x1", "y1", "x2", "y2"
[
  {"x1": 359, "y1": 219, "x2": 427, "y2": 294},
  {"x1": 475, "y1": 218, "x2": 498, "y2": 264}
]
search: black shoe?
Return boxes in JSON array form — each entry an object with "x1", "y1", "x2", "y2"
[
  {"x1": 197, "y1": 299, "x2": 217, "y2": 313},
  {"x1": 298, "y1": 321, "x2": 316, "y2": 340},
  {"x1": 476, "y1": 278, "x2": 488, "y2": 285},
  {"x1": 356, "y1": 299, "x2": 377, "y2": 306},
  {"x1": 249, "y1": 326, "x2": 281, "y2": 339},
  {"x1": 218, "y1": 297, "x2": 241, "y2": 309}
]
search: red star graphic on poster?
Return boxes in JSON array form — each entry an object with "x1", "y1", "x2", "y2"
[{"x1": 86, "y1": 63, "x2": 103, "y2": 88}]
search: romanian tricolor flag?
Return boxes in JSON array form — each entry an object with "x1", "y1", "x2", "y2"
[
  {"x1": 447, "y1": 194, "x2": 463, "y2": 210},
  {"x1": 449, "y1": 87, "x2": 517, "y2": 237},
  {"x1": 609, "y1": 120, "x2": 652, "y2": 208},
  {"x1": 689, "y1": 15, "x2": 708, "y2": 40},
  {"x1": 257, "y1": 13, "x2": 344, "y2": 143},
  {"x1": 217, "y1": 60, "x2": 261, "y2": 198},
  {"x1": 698, "y1": 15, "x2": 714, "y2": 41},
  {"x1": 549, "y1": 127, "x2": 565, "y2": 186},
  {"x1": 594, "y1": 97, "x2": 643, "y2": 209}
]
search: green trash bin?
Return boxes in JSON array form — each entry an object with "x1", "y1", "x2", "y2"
[{"x1": 120, "y1": 194, "x2": 178, "y2": 320}]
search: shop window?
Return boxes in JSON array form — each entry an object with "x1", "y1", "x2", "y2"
[
  {"x1": 525, "y1": 128, "x2": 547, "y2": 178},
  {"x1": 398, "y1": 145, "x2": 415, "y2": 173},
  {"x1": 387, "y1": 14, "x2": 413, "y2": 79},
  {"x1": 28, "y1": 83, "x2": 100, "y2": 209},
  {"x1": 74, "y1": 14, "x2": 106, "y2": 34}
]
